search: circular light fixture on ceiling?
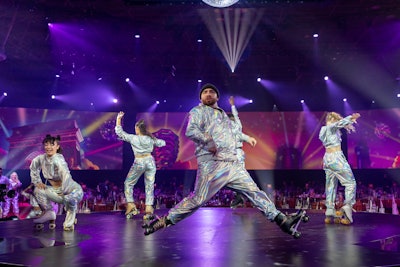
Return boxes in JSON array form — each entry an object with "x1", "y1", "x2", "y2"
[{"x1": 202, "y1": 0, "x2": 239, "y2": 8}]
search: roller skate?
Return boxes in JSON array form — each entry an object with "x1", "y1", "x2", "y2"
[
  {"x1": 142, "y1": 205, "x2": 155, "y2": 228},
  {"x1": 33, "y1": 210, "x2": 56, "y2": 230},
  {"x1": 324, "y1": 209, "x2": 342, "y2": 224},
  {"x1": 26, "y1": 208, "x2": 42, "y2": 219},
  {"x1": 230, "y1": 193, "x2": 245, "y2": 209},
  {"x1": 143, "y1": 215, "x2": 173, "y2": 236},
  {"x1": 63, "y1": 210, "x2": 77, "y2": 231},
  {"x1": 125, "y1": 202, "x2": 139, "y2": 219},
  {"x1": 274, "y1": 210, "x2": 309, "y2": 239},
  {"x1": 338, "y1": 205, "x2": 354, "y2": 225}
]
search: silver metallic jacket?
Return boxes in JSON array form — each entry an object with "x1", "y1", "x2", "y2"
[
  {"x1": 115, "y1": 125, "x2": 166, "y2": 156},
  {"x1": 30, "y1": 153, "x2": 80, "y2": 194},
  {"x1": 185, "y1": 104, "x2": 237, "y2": 163},
  {"x1": 230, "y1": 105, "x2": 250, "y2": 148},
  {"x1": 319, "y1": 115, "x2": 353, "y2": 148}
]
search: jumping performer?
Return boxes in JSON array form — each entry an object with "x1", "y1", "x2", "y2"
[
  {"x1": 319, "y1": 112, "x2": 360, "y2": 225},
  {"x1": 144, "y1": 83, "x2": 308, "y2": 238},
  {"x1": 30, "y1": 134, "x2": 83, "y2": 230},
  {"x1": 115, "y1": 112, "x2": 166, "y2": 224}
]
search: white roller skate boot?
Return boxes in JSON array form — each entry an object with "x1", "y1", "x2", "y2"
[
  {"x1": 26, "y1": 208, "x2": 42, "y2": 219},
  {"x1": 125, "y1": 202, "x2": 139, "y2": 219},
  {"x1": 33, "y1": 210, "x2": 56, "y2": 230},
  {"x1": 340, "y1": 205, "x2": 354, "y2": 225},
  {"x1": 63, "y1": 210, "x2": 77, "y2": 231}
]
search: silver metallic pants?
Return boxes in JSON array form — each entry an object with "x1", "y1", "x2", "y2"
[
  {"x1": 124, "y1": 156, "x2": 157, "y2": 205},
  {"x1": 323, "y1": 151, "x2": 356, "y2": 215},
  {"x1": 34, "y1": 184, "x2": 83, "y2": 213},
  {"x1": 168, "y1": 160, "x2": 279, "y2": 224}
]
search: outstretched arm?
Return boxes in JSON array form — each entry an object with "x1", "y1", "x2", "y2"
[
  {"x1": 115, "y1": 111, "x2": 135, "y2": 142},
  {"x1": 116, "y1": 111, "x2": 124, "y2": 126}
]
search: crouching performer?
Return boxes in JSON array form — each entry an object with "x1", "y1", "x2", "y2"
[{"x1": 30, "y1": 134, "x2": 83, "y2": 231}]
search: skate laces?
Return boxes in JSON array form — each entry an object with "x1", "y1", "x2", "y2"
[{"x1": 153, "y1": 216, "x2": 167, "y2": 229}]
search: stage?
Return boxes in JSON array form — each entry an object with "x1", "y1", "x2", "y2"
[{"x1": 0, "y1": 208, "x2": 399, "y2": 267}]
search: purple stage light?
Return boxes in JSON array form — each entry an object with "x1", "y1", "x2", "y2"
[
  {"x1": 125, "y1": 78, "x2": 130, "y2": 82},
  {"x1": 134, "y1": 34, "x2": 140, "y2": 39},
  {"x1": 301, "y1": 100, "x2": 305, "y2": 103},
  {"x1": 324, "y1": 76, "x2": 329, "y2": 81},
  {"x1": 113, "y1": 98, "x2": 118, "y2": 103},
  {"x1": 257, "y1": 78, "x2": 261, "y2": 82},
  {"x1": 343, "y1": 98, "x2": 347, "y2": 102},
  {"x1": 313, "y1": 33, "x2": 319, "y2": 38}
]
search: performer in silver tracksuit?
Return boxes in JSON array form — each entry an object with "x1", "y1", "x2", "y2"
[
  {"x1": 229, "y1": 98, "x2": 257, "y2": 165},
  {"x1": 115, "y1": 112, "x2": 166, "y2": 219},
  {"x1": 228, "y1": 96, "x2": 257, "y2": 208},
  {"x1": 144, "y1": 83, "x2": 305, "y2": 236},
  {"x1": 319, "y1": 112, "x2": 360, "y2": 225},
  {"x1": 30, "y1": 134, "x2": 83, "y2": 230}
]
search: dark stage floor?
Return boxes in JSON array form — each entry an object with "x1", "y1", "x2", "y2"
[{"x1": 0, "y1": 208, "x2": 399, "y2": 267}]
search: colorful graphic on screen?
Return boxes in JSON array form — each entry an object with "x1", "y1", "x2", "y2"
[{"x1": 0, "y1": 107, "x2": 121, "y2": 170}]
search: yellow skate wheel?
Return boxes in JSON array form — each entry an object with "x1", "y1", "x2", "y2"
[
  {"x1": 35, "y1": 223, "x2": 44, "y2": 230},
  {"x1": 340, "y1": 218, "x2": 352, "y2": 225},
  {"x1": 324, "y1": 216, "x2": 334, "y2": 224}
]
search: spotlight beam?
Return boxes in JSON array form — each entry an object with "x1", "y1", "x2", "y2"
[{"x1": 200, "y1": 8, "x2": 263, "y2": 72}]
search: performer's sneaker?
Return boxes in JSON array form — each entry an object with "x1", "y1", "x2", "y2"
[
  {"x1": 274, "y1": 210, "x2": 308, "y2": 237},
  {"x1": 143, "y1": 215, "x2": 172, "y2": 235},
  {"x1": 230, "y1": 194, "x2": 244, "y2": 209}
]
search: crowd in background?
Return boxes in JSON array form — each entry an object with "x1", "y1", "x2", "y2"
[{"x1": 1, "y1": 171, "x2": 399, "y2": 219}]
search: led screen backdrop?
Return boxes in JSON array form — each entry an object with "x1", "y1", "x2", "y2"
[
  {"x1": 347, "y1": 109, "x2": 400, "y2": 169},
  {"x1": 137, "y1": 109, "x2": 400, "y2": 170},
  {"x1": 137, "y1": 111, "x2": 328, "y2": 170},
  {"x1": 1, "y1": 108, "x2": 399, "y2": 171},
  {"x1": 0, "y1": 107, "x2": 121, "y2": 170}
]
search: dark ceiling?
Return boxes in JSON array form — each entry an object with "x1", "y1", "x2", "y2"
[{"x1": 0, "y1": 0, "x2": 400, "y2": 113}]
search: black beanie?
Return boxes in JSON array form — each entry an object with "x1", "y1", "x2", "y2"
[{"x1": 199, "y1": 83, "x2": 220, "y2": 99}]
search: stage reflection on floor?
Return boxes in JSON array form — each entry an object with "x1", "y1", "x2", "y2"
[{"x1": 0, "y1": 208, "x2": 399, "y2": 267}]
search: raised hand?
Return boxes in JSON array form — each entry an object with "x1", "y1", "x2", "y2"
[
  {"x1": 117, "y1": 111, "x2": 125, "y2": 119},
  {"x1": 351, "y1": 113, "x2": 361, "y2": 122},
  {"x1": 229, "y1": 96, "x2": 235, "y2": 106}
]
